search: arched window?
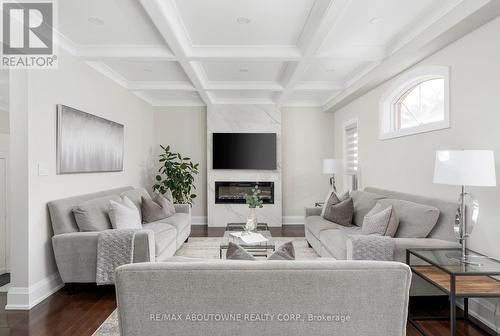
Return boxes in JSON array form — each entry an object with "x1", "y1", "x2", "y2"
[{"x1": 379, "y1": 66, "x2": 449, "y2": 140}]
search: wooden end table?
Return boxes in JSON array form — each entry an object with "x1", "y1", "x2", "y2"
[{"x1": 407, "y1": 248, "x2": 500, "y2": 336}]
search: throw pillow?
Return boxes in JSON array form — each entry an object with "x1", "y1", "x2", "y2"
[
  {"x1": 73, "y1": 195, "x2": 121, "y2": 232},
  {"x1": 267, "y1": 241, "x2": 295, "y2": 260},
  {"x1": 323, "y1": 198, "x2": 354, "y2": 226},
  {"x1": 350, "y1": 190, "x2": 386, "y2": 226},
  {"x1": 226, "y1": 242, "x2": 296, "y2": 261},
  {"x1": 226, "y1": 242, "x2": 256, "y2": 260},
  {"x1": 321, "y1": 190, "x2": 349, "y2": 217},
  {"x1": 362, "y1": 203, "x2": 400, "y2": 237},
  {"x1": 109, "y1": 196, "x2": 142, "y2": 230},
  {"x1": 376, "y1": 199, "x2": 440, "y2": 238},
  {"x1": 141, "y1": 194, "x2": 176, "y2": 223}
]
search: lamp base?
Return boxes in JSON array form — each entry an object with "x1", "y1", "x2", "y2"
[{"x1": 445, "y1": 251, "x2": 485, "y2": 266}]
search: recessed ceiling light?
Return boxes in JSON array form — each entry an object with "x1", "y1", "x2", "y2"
[
  {"x1": 236, "y1": 17, "x2": 251, "y2": 24},
  {"x1": 326, "y1": 68, "x2": 335, "y2": 73},
  {"x1": 88, "y1": 17, "x2": 104, "y2": 25},
  {"x1": 369, "y1": 17, "x2": 383, "y2": 24},
  {"x1": 143, "y1": 68, "x2": 153, "y2": 73},
  {"x1": 239, "y1": 68, "x2": 248, "y2": 73}
]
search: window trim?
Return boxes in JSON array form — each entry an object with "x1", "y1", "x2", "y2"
[{"x1": 379, "y1": 66, "x2": 450, "y2": 140}]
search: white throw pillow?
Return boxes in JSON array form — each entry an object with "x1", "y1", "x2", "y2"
[{"x1": 109, "y1": 196, "x2": 142, "y2": 230}]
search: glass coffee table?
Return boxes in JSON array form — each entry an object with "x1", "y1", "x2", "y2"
[
  {"x1": 407, "y1": 248, "x2": 500, "y2": 336},
  {"x1": 219, "y1": 223, "x2": 275, "y2": 259}
]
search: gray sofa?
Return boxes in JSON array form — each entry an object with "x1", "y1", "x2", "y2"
[
  {"x1": 48, "y1": 186, "x2": 191, "y2": 284},
  {"x1": 115, "y1": 259, "x2": 411, "y2": 336},
  {"x1": 305, "y1": 187, "x2": 460, "y2": 295}
]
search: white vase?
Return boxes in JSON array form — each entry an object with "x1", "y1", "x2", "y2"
[{"x1": 245, "y1": 208, "x2": 258, "y2": 232}]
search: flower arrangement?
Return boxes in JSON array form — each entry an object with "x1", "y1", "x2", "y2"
[{"x1": 245, "y1": 185, "x2": 264, "y2": 209}]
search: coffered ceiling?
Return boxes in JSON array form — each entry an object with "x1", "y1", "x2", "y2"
[{"x1": 57, "y1": 0, "x2": 500, "y2": 109}]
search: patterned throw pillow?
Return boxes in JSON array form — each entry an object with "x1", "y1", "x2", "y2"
[
  {"x1": 323, "y1": 198, "x2": 354, "y2": 226},
  {"x1": 362, "y1": 203, "x2": 400, "y2": 237}
]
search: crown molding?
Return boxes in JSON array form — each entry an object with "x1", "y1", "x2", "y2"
[{"x1": 85, "y1": 61, "x2": 128, "y2": 88}]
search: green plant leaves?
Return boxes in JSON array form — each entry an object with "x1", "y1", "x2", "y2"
[{"x1": 154, "y1": 145, "x2": 200, "y2": 206}]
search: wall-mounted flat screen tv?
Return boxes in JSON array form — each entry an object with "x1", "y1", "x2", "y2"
[{"x1": 213, "y1": 133, "x2": 277, "y2": 170}]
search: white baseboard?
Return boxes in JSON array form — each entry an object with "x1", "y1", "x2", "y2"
[
  {"x1": 192, "y1": 216, "x2": 207, "y2": 225},
  {"x1": 282, "y1": 216, "x2": 305, "y2": 225},
  {"x1": 6, "y1": 272, "x2": 64, "y2": 310}
]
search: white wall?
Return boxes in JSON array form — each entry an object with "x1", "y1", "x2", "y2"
[
  {"x1": 333, "y1": 17, "x2": 500, "y2": 327},
  {"x1": 153, "y1": 106, "x2": 207, "y2": 223},
  {"x1": 7, "y1": 49, "x2": 155, "y2": 309},
  {"x1": 282, "y1": 107, "x2": 335, "y2": 222}
]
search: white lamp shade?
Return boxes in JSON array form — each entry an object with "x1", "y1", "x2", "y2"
[
  {"x1": 323, "y1": 159, "x2": 342, "y2": 174},
  {"x1": 433, "y1": 150, "x2": 497, "y2": 187}
]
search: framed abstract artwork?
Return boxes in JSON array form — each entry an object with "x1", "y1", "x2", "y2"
[{"x1": 56, "y1": 105, "x2": 124, "y2": 174}]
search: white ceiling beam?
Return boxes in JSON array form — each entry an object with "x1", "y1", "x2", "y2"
[
  {"x1": 322, "y1": 0, "x2": 500, "y2": 112},
  {"x1": 276, "y1": 0, "x2": 352, "y2": 106},
  {"x1": 139, "y1": 0, "x2": 212, "y2": 105},
  {"x1": 294, "y1": 81, "x2": 343, "y2": 91},
  {"x1": 187, "y1": 46, "x2": 301, "y2": 61},
  {"x1": 211, "y1": 98, "x2": 276, "y2": 105},
  {"x1": 204, "y1": 81, "x2": 284, "y2": 91},
  {"x1": 77, "y1": 45, "x2": 175, "y2": 61},
  {"x1": 127, "y1": 81, "x2": 196, "y2": 91}
]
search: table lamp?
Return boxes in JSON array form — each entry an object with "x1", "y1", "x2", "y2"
[
  {"x1": 323, "y1": 159, "x2": 342, "y2": 192},
  {"x1": 433, "y1": 150, "x2": 496, "y2": 264}
]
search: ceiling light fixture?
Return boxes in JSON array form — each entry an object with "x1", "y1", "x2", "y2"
[
  {"x1": 239, "y1": 68, "x2": 248, "y2": 73},
  {"x1": 88, "y1": 17, "x2": 104, "y2": 25},
  {"x1": 326, "y1": 68, "x2": 335, "y2": 73},
  {"x1": 236, "y1": 17, "x2": 251, "y2": 24},
  {"x1": 143, "y1": 68, "x2": 153, "y2": 73},
  {"x1": 369, "y1": 17, "x2": 383, "y2": 24}
]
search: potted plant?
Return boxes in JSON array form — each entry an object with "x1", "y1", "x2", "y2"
[
  {"x1": 153, "y1": 145, "x2": 199, "y2": 205},
  {"x1": 244, "y1": 185, "x2": 263, "y2": 232}
]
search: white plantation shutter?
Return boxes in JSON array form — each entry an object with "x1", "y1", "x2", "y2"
[{"x1": 345, "y1": 123, "x2": 358, "y2": 175}]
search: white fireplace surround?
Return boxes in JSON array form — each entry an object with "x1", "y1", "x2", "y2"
[{"x1": 207, "y1": 105, "x2": 282, "y2": 227}]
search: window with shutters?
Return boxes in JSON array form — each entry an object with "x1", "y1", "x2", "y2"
[
  {"x1": 379, "y1": 66, "x2": 450, "y2": 140},
  {"x1": 344, "y1": 121, "x2": 358, "y2": 175}
]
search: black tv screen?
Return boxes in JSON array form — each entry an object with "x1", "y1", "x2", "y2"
[{"x1": 213, "y1": 133, "x2": 277, "y2": 170}]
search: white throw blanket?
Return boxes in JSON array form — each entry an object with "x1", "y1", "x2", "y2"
[{"x1": 96, "y1": 229, "x2": 137, "y2": 285}]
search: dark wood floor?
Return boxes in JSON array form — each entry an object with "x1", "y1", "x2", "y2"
[{"x1": 0, "y1": 225, "x2": 491, "y2": 336}]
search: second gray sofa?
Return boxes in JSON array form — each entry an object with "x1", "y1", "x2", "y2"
[
  {"x1": 48, "y1": 186, "x2": 191, "y2": 284},
  {"x1": 305, "y1": 187, "x2": 460, "y2": 295}
]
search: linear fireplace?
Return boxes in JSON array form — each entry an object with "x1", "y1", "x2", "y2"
[{"x1": 215, "y1": 181, "x2": 274, "y2": 204}]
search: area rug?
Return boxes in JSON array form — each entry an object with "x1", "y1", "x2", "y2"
[{"x1": 92, "y1": 237, "x2": 319, "y2": 336}]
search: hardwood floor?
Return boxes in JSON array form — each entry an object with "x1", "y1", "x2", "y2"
[{"x1": 0, "y1": 225, "x2": 491, "y2": 336}]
